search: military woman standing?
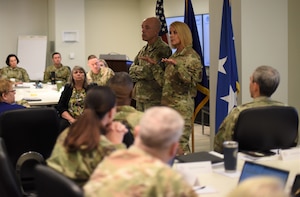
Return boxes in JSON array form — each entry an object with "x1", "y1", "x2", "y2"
[{"x1": 149, "y1": 21, "x2": 202, "y2": 154}]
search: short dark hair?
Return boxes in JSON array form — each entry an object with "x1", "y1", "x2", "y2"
[
  {"x1": 52, "y1": 52, "x2": 61, "y2": 58},
  {"x1": 5, "y1": 54, "x2": 19, "y2": 66},
  {"x1": 87, "y1": 54, "x2": 97, "y2": 60}
]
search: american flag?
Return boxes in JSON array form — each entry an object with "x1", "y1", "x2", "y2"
[{"x1": 155, "y1": 0, "x2": 168, "y2": 44}]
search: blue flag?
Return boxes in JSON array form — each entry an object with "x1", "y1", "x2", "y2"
[
  {"x1": 184, "y1": 0, "x2": 209, "y2": 121},
  {"x1": 215, "y1": 0, "x2": 240, "y2": 133}
]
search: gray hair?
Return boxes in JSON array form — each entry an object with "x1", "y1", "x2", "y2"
[
  {"x1": 139, "y1": 106, "x2": 184, "y2": 149},
  {"x1": 252, "y1": 65, "x2": 280, "y2": 97}
]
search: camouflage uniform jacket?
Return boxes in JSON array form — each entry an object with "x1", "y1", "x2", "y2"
[
  {"x1": 83, "y1": 146, "x2": 198, "y2": 197},
  {"x1": 114, "y1": 105, "x2": 143, "y2": 133},
  {"x1": 151, "y1": 45, "x2": 202, "y2": 116},
  {"x1": 86, "y1": 67, "x2": 114, "y2": 86},
  {"x1": 214, "y1": 96, "x2": 285, "y2": 153},
  {"x1": 129, "y1": 37, "x2": 172, "y2": 103},
  {"x1": 46, "y1": 128, "x2": 125, "y2": 187},
  {"x1": 1, "y1": 66, "x2": 30, "y2": 82},
  {"x1": 43, "y1": 64, "x2": 71, "y2": 83}
]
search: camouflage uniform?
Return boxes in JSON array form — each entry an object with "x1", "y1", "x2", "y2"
[
  {"x1": 1, "y1": 66, "x2": 30, "y2": 82},
  {"x1": 83, "y1": 146, "x2": 198, "y2": 197},
  {"x1": 152, "y1": 45, "x2": 202, "y2": 153},
  {"x1": 214, "y1": 97, "x2": 285, "y2": 153},
  {"x1": 16, "y1": 99, "x2": 31, "y2": 108},
  {"x1": 86, "y1": 67, "x2": 114, "y2": 86},
  {"x1": 46, "y1": 128, "x2": 125, "y2": 187},
  {"x1": 114, "y1": 105, "x2": 143, "y2": 133},
  {"x1": 129, "y1": 37, "x2": 171, "y2": 111},
  {"x1": 43, "y1": 64, "x2": 71, "y2": 83}
]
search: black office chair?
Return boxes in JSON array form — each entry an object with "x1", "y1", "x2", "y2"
[
  {"x1": 233, "y1": 106, "x2": 299, "y2": 151},
  {"x1": 0, "y1": 107, "x2": 60, "y2": 194},
  {"x1": 0, "y1": 138, "x2": 23, "y2": 197},
  {"x1": 34, "y1": 164, "x2": 84, "y2": 197}
]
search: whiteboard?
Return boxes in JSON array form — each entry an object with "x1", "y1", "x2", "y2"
[{"x1": 17, "y1": 35, "x2": 47, "y2": 81}]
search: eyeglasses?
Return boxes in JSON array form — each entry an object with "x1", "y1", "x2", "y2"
[{"x1": 7, "y1": 90, "x2": 16, "y2": 93}]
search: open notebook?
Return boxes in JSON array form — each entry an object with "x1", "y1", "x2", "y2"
[{"x1": 238, "y1": 161, "x2": 290, "y2": 185}]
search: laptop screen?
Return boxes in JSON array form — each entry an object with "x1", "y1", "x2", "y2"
[{"x1": 239, "y1": 161, "x2": 289, "y2": 185}]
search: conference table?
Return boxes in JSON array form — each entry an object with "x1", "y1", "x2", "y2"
[
  {"x1": 175, "y1": 150, "x2": 300, "y2": 197},
  {"x1": 15, "y1": 82, "x2": 62, "y2": 107}
]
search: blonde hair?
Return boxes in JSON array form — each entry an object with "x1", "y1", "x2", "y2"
[
  {"x1": 227, "y1": 176, "x2": 288, "y2": 197},
  {"x1": 169, "y1": 21, "x2": 193, "y2": 48}
]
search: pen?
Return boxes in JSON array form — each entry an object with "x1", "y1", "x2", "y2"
[{"x1": 194, "y1": 186, "x2": 206, "y2": 190}]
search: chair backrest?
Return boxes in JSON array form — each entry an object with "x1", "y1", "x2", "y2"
[
  {"x1": 0, "y1": 138, "x2": 23, "y2": 197},
  {"x1": 233, "y1": 106, "x2": 299, "y2": 151},
  {"x1": 34, "y1": 164, "x2": 84, "y2": 197},
  {"x1": 0, "y1": 107, "x2": 60, "y2": 167}
]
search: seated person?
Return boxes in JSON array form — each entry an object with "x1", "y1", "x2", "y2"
[
  {"x1": 107, "y1": 72, "x2": 143, "y2": 147},
  {"x1": 47, "y1": 86, "x2": 128, "y2": 187},
  {"x1": 0, "y1": 78, "x2": 26, "y2": 114},
  {"x1": 43, "y1": 52, "x2": 71, "y2": 84},
  {"x1": 227, "y1": 176, "x2": 288, "y2": 197},
  {"x1": 84, "y1": 106, "x2": 198, "y2": 197},
  {"x1": 98, "y1": 58, "x2": 109, "y2": 67},
  {"x1": 214, "y1": 65, "x2": 286, "y2": 153},
  {"x1": 86, "y1": 55, "x2": 114, "y2": 86},
  {"x1": 1, "y1": 54, "x2": 30, "y2": 83},
  {"x1": 56, "y1": 66, "x2": 96, "y2": 132}
]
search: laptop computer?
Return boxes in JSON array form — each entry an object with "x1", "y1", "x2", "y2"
[
  {"x1": 239, "y1": 161, "x2": 290, "y2": 185},
  {"x1": 175, "y1": 151, "x2": 224, "y2": 164}
]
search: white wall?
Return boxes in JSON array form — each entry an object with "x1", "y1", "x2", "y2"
[
  {"x1": 240, "y1": 0, "x2": 288, "y2": 104},
  {"x1": 53, "y1": 0, "x2": 86, "y2": 71},
  {"x1": 0, "y1": 0, "x2": 48, "y2": 70}
]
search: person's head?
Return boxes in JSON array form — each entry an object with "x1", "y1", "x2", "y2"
[
  {"x1": 249, "y1": 65, "x2": 280, "y2": 98},
  {"x1": 134, "y1": 106, "x2": 184, "y2": 163},
  {"x1": 68, "y1": 66, "x2": 88, "y2": 89},
  {"x1": 5, "y1": 54, "x2": 19, "y2": 68},
  {"x1": 64, "y1": 86, "x2": 116, "y2": 152},
  {"x1": 141, "y1": 17, "x2": 161, "y2": 44},
  {"x1": 68, "y1": 66, "x2": 88, "y2": 88},
  {"x1": 0, "y1": 79, "x2": 16, "y2": 104},
  {"x1": 227, "y1": 176, "x2": 288, "y2": 197},
  {"x1": 98, "y1": 59, "x2": 108, "y2": 67},
  {"x1": 87, "y1": 55, "x2": 100, "y2": 74},
  {"x1": 169, "y1": 21, "x2": 193, "y2": 50},
  {"x1": 107, "y1": 72, "x2": 133, "y2": 106},
  {"x1": 51, "y1": 52, "x2": 62, "y2": 66}
]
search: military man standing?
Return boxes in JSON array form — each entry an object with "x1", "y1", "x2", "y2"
[{"x1": 129, "y1": 17, "x2": 172, "y2": 111}]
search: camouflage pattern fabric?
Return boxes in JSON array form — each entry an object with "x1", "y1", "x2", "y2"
[
  {"x1": 129, "y1": 37, "x2": 171, "y2": 111},
  {"x1": 114, "y1": 105, "x2": 143, "y2": 134},
  {"x1": 16, "y1": 99, "x2": 30, "y2": 108},
  {"x1": 152, "y1": 45, "x2": 202, "y2": 153},
  {"x1": 214, "y1": 97, "x2": 285, "y2": 153},
  {"x1": 83, "y1": 146, "x2": 198, "y2": 197},
  {"x1": 68, "y1": 88, "x2": 86, "y2": 118},
  {"x1": 86, "y1": 67, "x2": 114, "y2": 86},
  {"x1": 43, "y1": 64, "x2": 71, "y2": 83},
  {"x1": 47, "y1": 128, "x2": 126, "y2": 187},
  {"x1": 1, "y1": 66, "x2": 30, "y2": 82}
]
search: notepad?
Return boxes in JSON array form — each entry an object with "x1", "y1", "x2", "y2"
[{"x1": 175, "y1": 151, "x2": 224, "y2": 164}]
